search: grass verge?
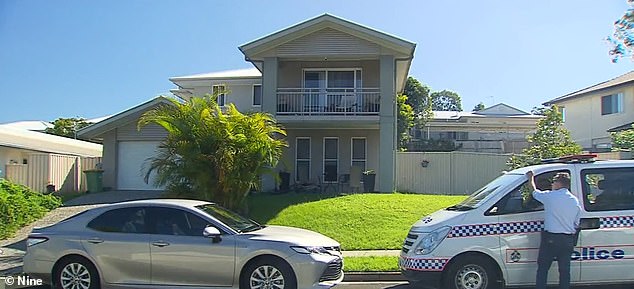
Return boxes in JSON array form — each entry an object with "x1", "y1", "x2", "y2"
[
  {"x1": 344, "y1": 256, "x2": 399, "y2": 272},
  {"x1": 247, "y1": 193, "x2": 466, "y2": 250}
]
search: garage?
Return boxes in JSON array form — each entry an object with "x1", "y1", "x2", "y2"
[{"x1": 117, "y1": 141, "x2": 163, "y2": 190}]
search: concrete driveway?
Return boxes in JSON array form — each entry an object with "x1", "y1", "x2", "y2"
[{"x1": 0, "y1": 190, "x2": 164, "y2": 275}]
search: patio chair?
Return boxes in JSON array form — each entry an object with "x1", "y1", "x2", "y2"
[
  {"x1": 335, "y1": 93, "x2": 357, "y2": 112},
  {"x1": 349, "y1": 166, "x2": 362, "y2": 193},
  {"x1": 338, "y1": 174, "x2": 350, "y2": 193},
  {"x1": 318, "y1": 173, "x2": 337, "y2": 194}
]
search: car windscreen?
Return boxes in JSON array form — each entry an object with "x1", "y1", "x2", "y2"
[
  {"x1": 195, "y1": 204, "x2": 262, "y2": 233},
  {"x1": 448, "y1": 173, "x2": 524, "y2": 210}
]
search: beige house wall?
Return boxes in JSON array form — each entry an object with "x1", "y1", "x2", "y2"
[
  {"x1": 277, "y1": 60, "x2": 380, "y2": 88},
  {"x1": 558, "y1": 84, "x2": 634, "y2": 149},
  {"x1": 282, "y1": 129, "x2": 380, "y2": 188},
  {"x1": 189, "y1": 81, "x2": 263, "y2": 113}
]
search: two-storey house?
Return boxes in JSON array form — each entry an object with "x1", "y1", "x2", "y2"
[
  {"x1": 410, "y1": 103, "x2": 542, "y2": 153},
  {"x1": 544, "y1": 71, "x2": 634, "y2": 151},
  {"x1": 79, "y1": 14, "x2": 415, "y2": 192}
]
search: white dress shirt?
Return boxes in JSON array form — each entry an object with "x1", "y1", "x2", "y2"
[{"x1": 532, "y1": 188, "x2": 582, "y2": 234}]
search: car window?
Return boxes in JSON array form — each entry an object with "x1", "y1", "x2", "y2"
[
  {"x1": 582, "y1": 167, "x2": 634, "y2": 211},
  {"x1": 486, "y1": 170, "x2": 569, "y2": 215},
  {"x1": 87, "y1": 207, "x2": 148, "y2": 233},
  {"x1": 147, "y1": 207, "x2": 211, "y2": 237},
  {"x1": 453, "y1": 173, "x2": 525, "y2": 210}
]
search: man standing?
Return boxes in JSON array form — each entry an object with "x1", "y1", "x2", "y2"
[{"x1": 526, "y1": 171, "x2": 581, "y2": 289}]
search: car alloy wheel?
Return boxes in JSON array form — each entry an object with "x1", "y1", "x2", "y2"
[
  {"x1": 249, "y1": 265, "x2": 285, "y2": 289},
  {"x1": 55, "y1": 257, "x2": 99, "y2": 289},
  {"x1": 60, "y1": 262, "x2": 92, "y2": 289}
]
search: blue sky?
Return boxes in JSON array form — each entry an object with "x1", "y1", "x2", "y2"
[{"x1": 0, "y1": 0, "x2": 632, "y2": 123}]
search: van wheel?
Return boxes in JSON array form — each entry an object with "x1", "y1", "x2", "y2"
[
  {"x1": 240, "y1": 258, "x2": 297, "y2": 289},
  {"x1": 443, "y1": 256, "x2": 500, "y2": 289},
  {"x1": 54, "y1": 256, "x2": 100, "y2": 289}
]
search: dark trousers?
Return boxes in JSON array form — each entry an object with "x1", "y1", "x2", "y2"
[{"x1": 536, "y1": 231, "x2": 576, "y2": 289}]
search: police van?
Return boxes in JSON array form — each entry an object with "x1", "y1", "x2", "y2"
[{"x1": 399, "y1": 155, "x2": 634, "y2": 289}]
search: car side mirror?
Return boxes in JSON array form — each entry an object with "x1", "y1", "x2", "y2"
[{"x1": 203, "y1": 226, "x2": 222, "y2": 243}]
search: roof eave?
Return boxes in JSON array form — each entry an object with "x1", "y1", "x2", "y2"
[
  {"x1": 239, "y1": 14, "x2": 416, "y2": 61},
  {"x1": 78, "y1": 97, "x2": 176, "y2": 139}
]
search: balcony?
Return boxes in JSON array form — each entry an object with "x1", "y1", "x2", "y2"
[{"x1": 276, "y1": 88, "x2": 380, "y2": 116}]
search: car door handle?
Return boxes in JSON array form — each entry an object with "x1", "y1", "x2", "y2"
[
  {"x1": 152, "y1": 241, "x2": 170, "y2": 247},
  {"x1": 580, "y1": 218, "x2": 600, "y2": 230},
  {"x1": 87, "y1": 237, "x2": 104, "y2": 244}
]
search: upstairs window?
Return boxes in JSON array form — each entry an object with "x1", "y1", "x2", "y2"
[
  {"x1": 601, "y1": 93, "x2": 623, "y2": 115},
  {"x1": 213, "y1": 84, "x2": 226, "y2": 107},
  {"x1": 253, "y1": 85, "x2": 262, "y2": 106}
]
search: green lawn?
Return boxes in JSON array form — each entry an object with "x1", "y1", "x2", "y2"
[
  {"x1": 344, "y1": 256, "x2": 399, "y2": 272},
  {"x1": 247, "y1": 193, "x2": 466, "y2": 250}
]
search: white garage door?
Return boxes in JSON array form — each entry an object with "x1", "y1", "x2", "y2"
[{"x1": 117, "y1": 141, "x2": 163, "y2": 190}]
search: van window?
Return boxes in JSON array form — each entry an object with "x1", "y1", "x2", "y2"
[
  {"x1": 486, "y1": 170, "x2": 569, "y2": 215},
  {"x1": 582, "y1": 168, "x2": 634, "y2": 211},
  {"x1": 453, "y1": 173, "x2": 524, "y2": 209}
]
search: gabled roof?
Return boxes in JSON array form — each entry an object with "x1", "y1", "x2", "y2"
[
  {"x1": 431, "y1": 103, "x2": 539, "y2": 121},
  {"x1": 0, "y1": 125, "x2": 102, "y2": 157},
  {"x1": 78, "y1": 96, "x2": 176, "y2": 140},
  {"x1": 239, "y1": 14, "x2": 416, "y2": 60},
  {"x1": 544, "y1": 71, "x2": 634, "y2": 105},
  {"x1": 474, "y1": 103, "x2": 530, "y2": 116},
  {"x1": 170, "y1": 67, "x2": 261, "y2": 81}
]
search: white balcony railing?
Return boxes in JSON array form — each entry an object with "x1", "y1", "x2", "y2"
[{"x1": 276, "y1": 88, "x2": 380, "y2": 115}]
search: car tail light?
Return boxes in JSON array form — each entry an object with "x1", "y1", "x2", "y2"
[{"x1": 26, "y1": 236, "x2": 49, "y2": 247}]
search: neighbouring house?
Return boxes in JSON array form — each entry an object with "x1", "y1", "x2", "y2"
[
  {"x1": 78, "y1": 14, "x2": 415, "y2": 192},
  {"x1": 409, "y1": 103, "x2": 542, "y2": 154},
  {"x1": 1, "y1": 120, "x2": 53, "y2": 132},
  {"x1": 544, "y1": 71, "x2": 634, "y2": 151},
  {"x1": 0, "y1": 125, "x2": 102, "y2": 192}
]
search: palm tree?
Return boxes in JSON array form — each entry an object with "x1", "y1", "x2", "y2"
[{"x1": 138, "y1": 95, "x2": 287, "y2": 210}]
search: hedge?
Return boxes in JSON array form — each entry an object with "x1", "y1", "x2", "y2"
[{"x1": 0, "y1": 178, "x2": 62, "y2": 239}]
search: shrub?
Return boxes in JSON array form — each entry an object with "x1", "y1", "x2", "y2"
[{"x1": 0, "y1": 178, "x2": 62, "y2": 239}]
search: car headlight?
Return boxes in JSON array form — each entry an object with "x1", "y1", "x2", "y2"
[
  {"x1": 291, "y1": 246, "x2": 330, "y2": 255},
  {"x1": 414, "y1": 226, "x2": 451, "y2": 255}
]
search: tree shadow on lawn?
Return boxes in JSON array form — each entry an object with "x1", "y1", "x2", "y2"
[{"x1": 246, "y1": 191, "x2": 342, "y2": 223}]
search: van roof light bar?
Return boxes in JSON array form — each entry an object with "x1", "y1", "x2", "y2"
[{"x1": 540, "y1": 154, "x2": 598, "y2": 164}]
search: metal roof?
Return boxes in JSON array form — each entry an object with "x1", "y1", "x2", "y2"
[
  {"x1": 0, "y1": 125, "x2": 102, "y2": 157},
  {"x1": 170, "y1": 68, "x2": 261, "y2": 81}
]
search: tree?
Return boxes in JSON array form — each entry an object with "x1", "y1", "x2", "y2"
[
  {"x1": 473, "y1": 102, "x2": 485, "y2": 112},
  {"x1": 431, "y1": 90, "x2": 462, "y2": 111},
  {"x1": 403, "y1": 76, "x2": 431, "y2": 115},
  {"x1": 402, "y1": 77, "x2": 433, "y2": 150},
  {"x1": 608, "y1": 0, "x2": 634, "y2": 62},
  {"x1": 508, "y1": 105, "x2": 582, "y2": 169},
  {"x1": 45, "y1": 118, "x2": 92, "y2": 138},
  {"x1": 611, "y1": 124, "x2": 634, "y2": 151},
  {"x1": 531, "y1": 106, "x2": 549, "y2": 115},
  {"x1": 138, "y1": 95, "x2": 287, "y2": 211},
  {"x1": 397, "y1": 94, "x2": 415, "y2": 150}
]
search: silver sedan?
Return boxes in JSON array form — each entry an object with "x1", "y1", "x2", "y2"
[{"x1": 23, "y1": 199, "x2": 343, "y2": 289}]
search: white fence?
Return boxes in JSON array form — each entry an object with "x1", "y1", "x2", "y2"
[
  {"x1": 396, "y1": 152, "x2": 511, "y2": 195},
  {"x1": 4, "y1": 153, "x2": 102, "y2": 194}
]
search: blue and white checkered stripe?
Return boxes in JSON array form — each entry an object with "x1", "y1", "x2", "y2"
[
  {"x1": 400, "y1": 257, "x2": 448, "y2": 271},
  {"x1": 448, "y1": 221, "x2": 544, "y2": 238},
  {"x1": 601, "y1": 216, "x2": 634, "y2": 228},
  {"x1": 498, "y1": 220, "x2": 544, "y2": 235}
]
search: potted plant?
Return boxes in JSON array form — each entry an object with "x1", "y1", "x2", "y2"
[
  {"x1": 277, "y1": 161, "x2": 292, "y2": 193},
  {"x1": 362, "y1": 169, "x2": 376, "y2": 192}
]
